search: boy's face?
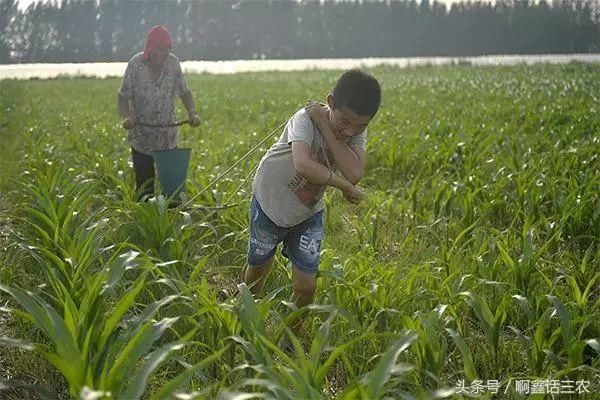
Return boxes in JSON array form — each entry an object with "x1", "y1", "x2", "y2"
[{"x1": 326, "y1": 94, "x2": 372, "y2": 140}]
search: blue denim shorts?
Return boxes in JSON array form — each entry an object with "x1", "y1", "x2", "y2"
[{"x1": 247, "y1": 196, "x2": 324, "y2": 274}]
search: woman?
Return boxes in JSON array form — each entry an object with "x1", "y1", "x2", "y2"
[{"x1": 118, "y1": 24, "x2": 201, "y2": 200}]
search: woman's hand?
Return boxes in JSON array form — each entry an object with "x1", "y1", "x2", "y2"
[
  {"x1": 122, "y1": 117, "x2": 135, "y2": 129},
  {"x1": 188, "y1": 111, "x2": 201, "y2": 127}
]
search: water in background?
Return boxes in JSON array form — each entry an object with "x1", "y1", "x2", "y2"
[{"x1": 1, "y1": 54, "x2": 599, "y2": 80}]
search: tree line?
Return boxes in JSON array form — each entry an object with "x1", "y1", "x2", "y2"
[{"x1": 0, "y1": 0, "x2": 598, "y2": 64}]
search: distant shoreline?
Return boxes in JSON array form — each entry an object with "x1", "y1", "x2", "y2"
[{"x1": 1, "y1": 54, "x2": 599, "y2": 80}]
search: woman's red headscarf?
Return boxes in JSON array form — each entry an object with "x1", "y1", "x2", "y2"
[{"x1": 143, "y1": 25, "x2": 172, "y2": 61}]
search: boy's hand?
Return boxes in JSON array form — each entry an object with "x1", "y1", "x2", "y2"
[
  {"x1": 122, "y1": 117, "x2": 134, "y2": 130},
  {"x1": 342, "y1": 184, "x2": 363, "y2": 204},
  {"x1": 305, "y1": 100, "x2": 329, "y2": 130},
  {"x1": 188, "y1": 111, "x2": 201, "y2": 127}
]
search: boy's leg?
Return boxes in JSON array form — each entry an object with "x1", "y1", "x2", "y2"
[
  {"x1": 289, "y1": 266, "x2": 317, "y2": 336},
  {"x1": 245, "y1": 257, "x2": 274, "y2": 296},
  {"x1": 131, "y1": 147, "x2": 155, "y2": 200},
  {"x1": 245, "y1": 196, "x2": 284, "y2": 296},
  {"x1": 282, "y1": 209, "x2": 324, "y2": 338}
]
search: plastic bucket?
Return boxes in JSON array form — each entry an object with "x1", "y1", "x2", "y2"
[{"x1": 152, "y1": 148, "x2": 191, "y2": 199}]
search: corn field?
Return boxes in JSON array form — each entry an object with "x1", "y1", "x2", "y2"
[{"x1": 0, "y1": 64, "x2": 599, "y2": 399}]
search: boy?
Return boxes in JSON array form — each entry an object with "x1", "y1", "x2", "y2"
[{"x1": 244, "y1": 69, "x2": 381, "y2": 339}]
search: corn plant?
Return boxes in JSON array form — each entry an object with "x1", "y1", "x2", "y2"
[
  {"x1": 460, "y1": 291, "x2": 508, "y2": 375},
  {"x1": 0, "y1": 251, "x2": 182, "y2": 398}
]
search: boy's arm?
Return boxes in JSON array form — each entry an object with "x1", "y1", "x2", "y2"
[
  {"x1": 292, "y1": 141, "x2": 362, "y2": 204},
  {"x1": 319, "y1": 126, "x2": 366, "y2": 185},
  {"x1": 305, "y1": 103, "x2": 365, "y2": 185}
]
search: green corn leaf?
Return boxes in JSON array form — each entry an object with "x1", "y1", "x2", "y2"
[{"x1": 366, "y1": 331, "x2": 418, "y2": 398}]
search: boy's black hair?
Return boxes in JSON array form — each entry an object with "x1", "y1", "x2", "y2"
[{"x1": 331, "y1": 69, "x2": 381, "y2": 118}]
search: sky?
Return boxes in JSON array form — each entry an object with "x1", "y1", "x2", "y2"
[{"x1": 17, "y1": 0, "x2": 470, "y2": 11}]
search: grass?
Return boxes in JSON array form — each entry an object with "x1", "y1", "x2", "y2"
[{"x1": 0, "y1": 63, "x2": 598, "y2": 399}]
